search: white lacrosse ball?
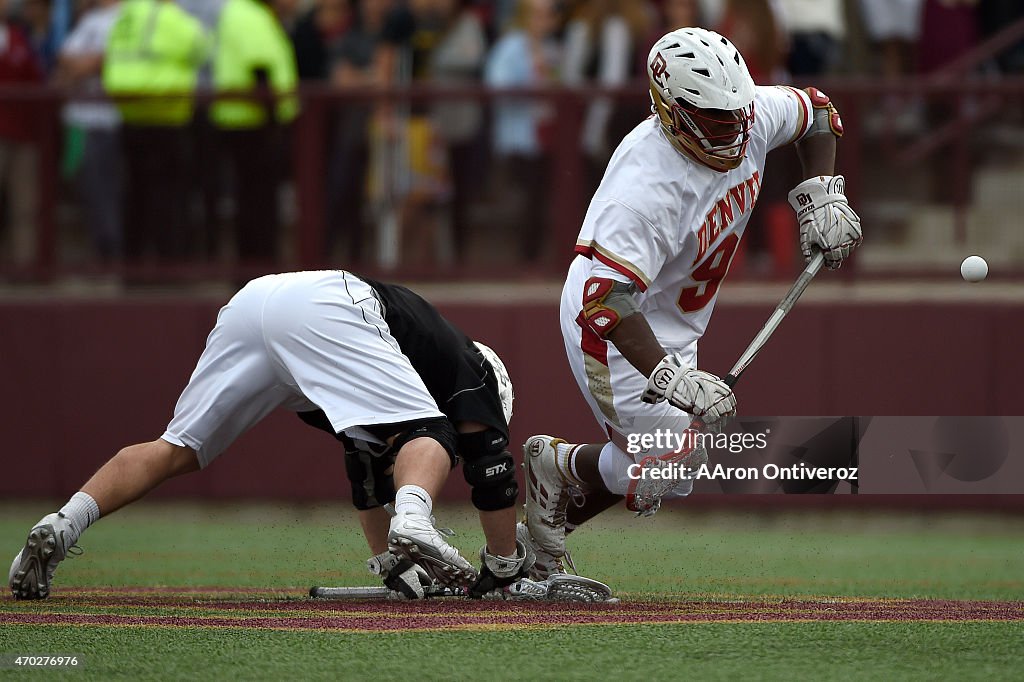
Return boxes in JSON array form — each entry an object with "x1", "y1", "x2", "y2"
[{"x1": 960, "y1": 255, "x2": 988, "y2": 283}]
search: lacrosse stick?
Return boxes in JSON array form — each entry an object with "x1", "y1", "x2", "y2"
[
  {"x1": 310, "y1": 574, "x2": 615, "y2": 602},
  {"x1": 720, "y1": 250, "x2": 826, "y2": 389},
  {"x1": 626, "y1": 251, "x2": 826, "y2": 513}
]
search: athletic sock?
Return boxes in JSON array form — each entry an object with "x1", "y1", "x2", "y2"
[
  {"x1": 556, "y1": 443, "x2": 586, "y2": 487},
  {"x1": 394, "y1": 485, "x2": 432, "y2": 517},
  {"x1": 58, "y1": 492, "x2": 101, "y2": 543}
]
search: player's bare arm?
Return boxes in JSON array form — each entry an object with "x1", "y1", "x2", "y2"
[
  {"x1": 606, "y1": 308, "x2": 666, "y2": 377},
  {"x1": 579, "y1": 275, "x2": 737, "y2": 423},
  {"x1": 789, "y1": 87, "x2": 864, "y2": 269},
  {"x1": 794, "y1": 110, "x2": 837, "y2": 177}
]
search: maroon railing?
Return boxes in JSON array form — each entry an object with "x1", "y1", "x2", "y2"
[{"x1": 1, "y1": 78, "x2": 1023, "y2": 284}]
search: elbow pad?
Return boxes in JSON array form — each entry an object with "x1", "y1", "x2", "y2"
[
  {"x1": 578, "y1": 276, "x2": 640, "y2": 339},
  {"x1": 803, "y1": 87, "x2": 844, "y2": 138}
]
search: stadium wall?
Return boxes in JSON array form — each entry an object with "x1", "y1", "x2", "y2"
[{"x1": 2, "y1": 298, "x2": 1022, "y2": 502}]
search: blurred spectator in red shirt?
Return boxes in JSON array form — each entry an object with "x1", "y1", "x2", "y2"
[
  {"x1": 0, "y1": 0, "x2": 44, "y2": 268},
  {"x1": 918, "y1": 0, "x2": 978, "y2": 75}
]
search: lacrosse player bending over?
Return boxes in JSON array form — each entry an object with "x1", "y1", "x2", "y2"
[
  {"x1": 520, "y1": 28, "x2": 863, "y2": 577},
  {"x1": 10, "y1": 271, "x2": 530, "y2": 600},
  {"x1": 291, "y1": 287, "x2": 524, "y2": 599}
]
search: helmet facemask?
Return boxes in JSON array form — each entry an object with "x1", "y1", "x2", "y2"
[{"x1": 651, "y1": 83, "x2": 755, "y2": 172}]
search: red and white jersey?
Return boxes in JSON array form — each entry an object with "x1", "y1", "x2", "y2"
[{"x1": 571, "y1": 85, "x2": 812, "y2": 351}]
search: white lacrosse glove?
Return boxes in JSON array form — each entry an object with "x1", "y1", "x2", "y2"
[
  {"x1": 641, "y1": 354, "x2": 737, "y2": 423},
  {"x1": 367, "y1": 551, "x2": 432, "y2": 600},
  {"x1": 788, "y1": 175, "x2": 863, "y2": 270},
  {"x1": 468, "y1": 540, "x2": 534, "y2": 598}
]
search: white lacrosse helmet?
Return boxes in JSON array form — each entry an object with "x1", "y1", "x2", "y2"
[
  {"x1": 647, "y1": 27, "x2": 756, "y2": 171},
  {"x1": 474, "y1": 341, "x2": 514, "y2": 425}
]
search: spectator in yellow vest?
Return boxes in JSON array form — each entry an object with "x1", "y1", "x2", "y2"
[
  {"x1": 211, "y1": 0, "x2": 298, "y2": 266},
  {"x1": 103, "y1": 0, "x2": 206, "y2": 264}
]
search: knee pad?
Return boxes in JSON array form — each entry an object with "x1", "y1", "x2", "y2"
[
  {"x1": 460, "y1": 429, "x2": 519, "y2": 511},
  {"x1": 390, "y1": 417, "x2": 459, "y2": 466}
]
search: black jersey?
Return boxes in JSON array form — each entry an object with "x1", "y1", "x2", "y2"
[{"x1": 298, "y1": 275, "x2": 508, "y2": 443}]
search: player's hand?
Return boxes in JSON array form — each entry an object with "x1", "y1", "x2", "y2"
[
  {"x1": 641, "y1": 354, "x2": 737, "y2": 423},
  {"x1": 788, "y1": 175, "x2": 862, "y2": 270},
  {"x1": 368, "y1": 551, "x2": 432, "y2": 599},
  {"x1": 467, "y1": 541, "x2": 533, "y2": 599}
]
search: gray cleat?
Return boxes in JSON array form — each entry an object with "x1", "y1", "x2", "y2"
[{"x1": 9, "y1": 513, "x2": 80, "y2": 600}]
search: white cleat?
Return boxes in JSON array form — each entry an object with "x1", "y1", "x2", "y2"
[
  {"x1": 9, "y1": 513, "x2": 80, "y2": 600},
  {"x1": 517, "y1": 522, "x2": 570, "y2": 581},
  {"x1": 387, "y1": 513, "x2": 478, "y2": 588},
  {"x1": 523, "y1": 434, "x2": 576, "y2": 558}
]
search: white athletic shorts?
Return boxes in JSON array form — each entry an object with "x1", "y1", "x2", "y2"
[
  {"x1": 561, "y1": 258, "x2": 696, "y2": 497},
  {"x1": 162, "y1": 271, "x2": 444, "y2": 468}
]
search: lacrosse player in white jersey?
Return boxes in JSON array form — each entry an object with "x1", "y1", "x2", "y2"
[
  {"x1": 518, "y1": 28, "x2": 862, "y2": 577},
  {"x1": 9, "y1": 271, "x2": 532, "y2": 600}
]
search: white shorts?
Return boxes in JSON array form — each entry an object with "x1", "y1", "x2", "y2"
[
  {"x1": 162, "y1": 271, "x2": 444, "y2": 468},
  {"x1": 560, "y1": 258, "x2": 696, "y2": 497}
]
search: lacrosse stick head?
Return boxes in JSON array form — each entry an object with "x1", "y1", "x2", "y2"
[
  {"x1": 624, "y1": 431, "x2": 710, "y2": 515},
  {"x1": 543, "y1": 574, "x2": 616, "y2": 603}
]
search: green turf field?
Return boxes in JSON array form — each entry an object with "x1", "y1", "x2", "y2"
[{"x1": 2, "y1": 502, "x2": 1022, "y2": 681}]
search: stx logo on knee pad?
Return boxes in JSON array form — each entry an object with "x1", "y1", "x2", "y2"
[{"x1": 485, "y1": 461, "x2": 510, "y2": 478}]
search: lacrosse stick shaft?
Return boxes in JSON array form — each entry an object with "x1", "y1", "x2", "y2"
[
  {"x1": 310, "y1": 585, "x2": 460, "y2": 599},
  {"x1": 625, "y1": 252, "x2": 827, "y2": 512},
  {"x1": 723, "y1": 251, "x2": 825, "y2": 387}
]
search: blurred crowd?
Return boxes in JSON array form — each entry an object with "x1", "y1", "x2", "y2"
[{"x1": 1, "y1": 0, "x2": 1023, "y2": 272}]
